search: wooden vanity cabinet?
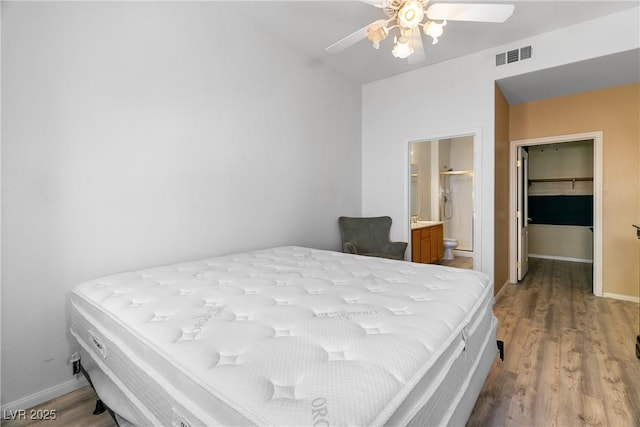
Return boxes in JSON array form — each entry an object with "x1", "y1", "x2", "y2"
[{"x1": 411, "y1": 224, "x2": 444, "y2": 264}]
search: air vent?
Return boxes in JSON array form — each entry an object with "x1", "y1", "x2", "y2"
[{"x1": 495, "y1": 45, "x2": 532, "y2": 66}]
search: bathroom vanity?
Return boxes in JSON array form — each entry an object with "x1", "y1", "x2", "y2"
[{"x1": 411, "y1": 221, "x2": 444, "y2": 264}]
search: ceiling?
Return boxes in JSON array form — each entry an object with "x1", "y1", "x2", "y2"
[
  {"x1": 496, "y1": 48, "x2": 640, "y2": 104},
  {"x1": 236, "y1": 1, "x2": 639, "y2": 102}
]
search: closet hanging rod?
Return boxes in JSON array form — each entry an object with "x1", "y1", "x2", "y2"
[
  {"x1": 440, "y1": 170, "x2": 474, "y2": 176},
  {"x1": 528, "y1": 177, "x2": 593, "y2": 190}
]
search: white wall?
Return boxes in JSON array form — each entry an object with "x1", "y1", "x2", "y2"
[
  {"x1": 362, "y1": 7, "x2": 639, "y2": 280},
  {"x1": 410, "y1": 142, "x2": 432, "y2": 220},
  {"x1": 440, "y1": 137, "x2": 474, "y2": 251},
  {"x1": 363, "y1": 53, "x2": 492, "y2": 272},
  {"x1": 447, "y1": 136, "x2": 474, "y2": 171},
  {"x1": 1, "y1": 2, "x2": 362, "y2": 407}
]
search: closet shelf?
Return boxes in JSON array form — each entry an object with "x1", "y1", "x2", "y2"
[{"x1": 528, "y1": 177, "x2": 593, "y2": 189}]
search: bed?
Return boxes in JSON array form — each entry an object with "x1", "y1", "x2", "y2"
[{"x1": 69, "y1": 246, "x2": 498, "y2": 426}]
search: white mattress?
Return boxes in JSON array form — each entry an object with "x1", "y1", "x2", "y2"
[{"x1": 70, "y1": 246, "x2": 497, "y2": 426}]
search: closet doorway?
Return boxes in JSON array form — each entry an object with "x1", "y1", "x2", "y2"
[{"x1": 509, "y1": 132, "x2": 603, "y2": 296}]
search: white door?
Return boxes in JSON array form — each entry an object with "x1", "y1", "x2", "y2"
[{"x1": 517, "y1": 147, "x2": 529, "y2": 280}]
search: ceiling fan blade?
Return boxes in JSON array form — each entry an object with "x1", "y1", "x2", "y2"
[
  {"x1": 359, "y1": 0, "x2": 384, "y2": 8},
  {"x1": 426, "y1": 3, "x2": 515, "y2": 23},
  {"x1": 325, "y1": 19, "x2": 389, "y2": 54},
  {"x1": 408, "y1": 28, "x2": 426, "y2": 65}
]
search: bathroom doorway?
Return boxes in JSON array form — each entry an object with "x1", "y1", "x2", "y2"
[{"x1": 409, "y1": 134, "x2": 477, "y2": 269}]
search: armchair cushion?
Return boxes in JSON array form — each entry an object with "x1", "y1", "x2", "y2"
[{"x1": 338, "y1": 216, "x2": 407, "y2": 260}]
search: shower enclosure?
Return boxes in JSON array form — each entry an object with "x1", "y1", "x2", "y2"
[
  {"x1": 438, "y1": 137, "x2": 474, "y2": 254},
  {"x1": 440, "y1": 169, "x2": 474, "y2": 252}
]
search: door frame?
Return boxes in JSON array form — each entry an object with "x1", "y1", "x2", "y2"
[
  {"x1": 516, "y1": 147, "x2": 529, "y2": 280},
  {"x1": 408, "y1": 128, "x2": 481, "y2": 270},
  {"x1": 508, "y1": 131, "x2": 603, "y2": 296}
]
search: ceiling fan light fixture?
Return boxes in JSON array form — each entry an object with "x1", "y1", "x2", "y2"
[
  {"x1": 397, "y1": 0, "x2": 425, "y2": 29},
  {"x1": 424, "y1": 20, "x2": 446, "y2": 44},
  {"x1": 366, "y1": 22, "x2": 389, "y2": 49},
  {"x1": 325, "y1": 1, "x2": 515, "y2": 62},
  {"x1": 392, "y1": 34, "x2": 413, "y2": 59}
]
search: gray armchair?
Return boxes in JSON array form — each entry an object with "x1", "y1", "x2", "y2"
[{"x1": 338, "y1": 216, "x2": 407, "y2": 260}]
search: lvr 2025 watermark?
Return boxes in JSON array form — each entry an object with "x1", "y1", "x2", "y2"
[{"x1": 3, "y1": 409, "x2": 57, "y2": 421}]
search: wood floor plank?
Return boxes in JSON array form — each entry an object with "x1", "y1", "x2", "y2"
[
  {"x1": 580, "y1": 394, "x2": 607, "y2": 427},
  {"x1": 505, "y1": 325, "x2": 546, "y2": 424},
  {"x1": 557, "y1": 328, "x2": 584, "y2": 427},
  {"x1": 531, "y1": 330, "x2": 560, "y2": 426}
]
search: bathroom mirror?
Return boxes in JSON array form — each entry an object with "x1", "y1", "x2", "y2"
[{"x1": 409, "y1": 135, "x2": 475, "y2": 269}]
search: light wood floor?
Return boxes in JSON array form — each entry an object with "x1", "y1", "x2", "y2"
[
  {"x1": 468, "y1": 258, "x2": 640, "y2": 426},
  {"x1": 1, "y1": 386, "x2": 114, "y2": 427},
  {"x1": 440, "y1": 255, "x2": 474, "y2": 269},
  {"x1": 4, "y1": 259, "x2": 638, "y2": 426}
]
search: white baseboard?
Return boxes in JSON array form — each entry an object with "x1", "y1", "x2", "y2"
[
  {"x1": 602, "y1": 292, "x2": 640, "y2": 303},
  {"x1": 1, "y1": 376, "x2": 89, "y2": 413},
  {"x1": 453, "y1": 249, "x2": 473, "y2": 258},
  {"x1": 528, "y1": 254, "x2": 593, "y2": 264},
  {"x1": 494, "y1": 279, "x2": 511, "y2": 301}
]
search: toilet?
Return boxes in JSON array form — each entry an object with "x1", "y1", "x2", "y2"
[{"x1": 442, "y1": 238, "x2": 458, "y2": 261}]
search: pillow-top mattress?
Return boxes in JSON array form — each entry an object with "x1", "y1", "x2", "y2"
[{"x1": 70, "y1": 246, "x2": 496, "y2": 426}]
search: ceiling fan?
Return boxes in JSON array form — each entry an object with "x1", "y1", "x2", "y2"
[{"x1": 326, "y1": 0, "x2": 515, "y2": 63}]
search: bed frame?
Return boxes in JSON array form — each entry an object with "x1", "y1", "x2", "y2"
[{"x1": 72, "y1": 340, "x2": 506, "y2": 425}]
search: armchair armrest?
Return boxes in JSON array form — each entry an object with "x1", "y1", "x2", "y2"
[
  {"x1": 388, "y1": 241, "x2": 408, "y2": 259},
  {"x1": 343, "y1": 242, "x2": 360, "y2": 255}
]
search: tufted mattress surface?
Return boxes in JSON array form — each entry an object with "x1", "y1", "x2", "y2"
[{"x1": 70, "y1": 246, "x2": 495, "y2": 426}]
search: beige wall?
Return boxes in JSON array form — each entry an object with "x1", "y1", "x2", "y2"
[
  {"x1": 494, "y1": 85, "x2": 510, "y2": 295},
  {"x1": 528, "y1": 140, "x2": 594, "y2": 182},
  {"x1": 509, "y1": 83, "x2": 640, "y2": 299},
  {"x1": 528, "y1": 224, "x2": 594, "y2": 260}
]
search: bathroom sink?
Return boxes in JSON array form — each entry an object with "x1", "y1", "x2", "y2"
[{"x1": 411, "y1": 220, "x2": 444, "y2": 229}]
